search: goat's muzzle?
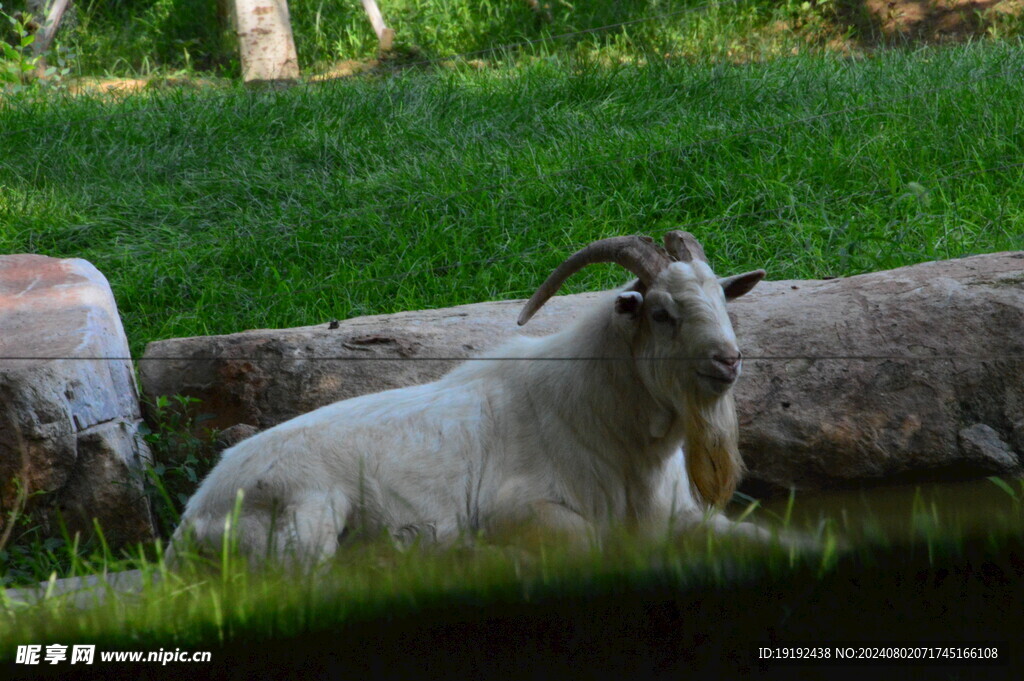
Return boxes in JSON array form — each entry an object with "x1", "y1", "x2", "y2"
[{"x1": 698, "y1": 352, "x2": 742, "y2": 391}]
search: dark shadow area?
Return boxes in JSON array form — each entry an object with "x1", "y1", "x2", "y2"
[
  {"x1": 6, "y1": 535, "x2": 1023, "y2": 680},
  {"x1": 742, "y1": 464, "x2": 1020, "y2": 500}
]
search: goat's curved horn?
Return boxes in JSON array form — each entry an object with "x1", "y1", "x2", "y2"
[
  {"x1": 517, "y1": 235, "x2": 671, "y2": 326},
  {"x1": 663, "y1": 230, "x2": 708, "y2": 264}
]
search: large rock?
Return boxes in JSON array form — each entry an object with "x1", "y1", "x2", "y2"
[
  {"x1": 732, "y1": 251, "x2": 1024, "y2": 493},
  {"x1": 139, "y1": 294, "x2": 601, "y2": 433},
  {"x1": 139, "y1": 252, "x2": 1024, "y2": 494},
  {"x1": 0, "y1": 255, "x2": 154, "y2": 546}
]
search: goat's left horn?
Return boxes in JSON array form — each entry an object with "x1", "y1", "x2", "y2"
[
  {"x1": 663, "y1": 230, "x2": 708, "y2": 264},
  {"x1": 517, "y1": 235, "x2": 671, "y2": 325}
]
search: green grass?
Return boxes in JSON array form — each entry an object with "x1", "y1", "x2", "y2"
[
  {"x1": 1, "y1": 478, "x2": 1022, "y2": 676},
  {"x1": 2, "y1": 42, "x2": 1023, "y2": 356}
]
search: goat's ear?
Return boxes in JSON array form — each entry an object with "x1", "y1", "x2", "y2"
[
  {"x1": 614, "y1": 291, "x2": 644, "y2": 319},
  {"x1": 719, "y1": 269, "x2": 766, "y2": 301}
]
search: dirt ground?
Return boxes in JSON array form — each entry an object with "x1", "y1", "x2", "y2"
[{"x1": 845, "y1": 0, "x2": 1022, "y2": 43}]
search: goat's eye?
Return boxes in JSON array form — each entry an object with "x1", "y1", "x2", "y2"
[{"x1": 651, "y1": 309, "x2": 673, "y2": 324}]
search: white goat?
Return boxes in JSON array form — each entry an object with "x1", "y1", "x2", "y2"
[{"x1": 171, "y1": 231, "x2": 770, "y2": 563}]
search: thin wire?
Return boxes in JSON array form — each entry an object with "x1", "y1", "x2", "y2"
[{"x1": 2, "y1": 355, "x2": 1020, "y2": 362}]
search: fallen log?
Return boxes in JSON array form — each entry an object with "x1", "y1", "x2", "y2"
[{"x1": 140, "y1": 252, "x2": 1024, "y2": 494}]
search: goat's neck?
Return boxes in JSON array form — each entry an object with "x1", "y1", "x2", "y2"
[{"x1": 523, "y1": 304, "x2": 683, "y2": 467}]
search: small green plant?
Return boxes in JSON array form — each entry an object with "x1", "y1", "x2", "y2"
[
  {"x1": 982, "y1": 5, "x2": 1024, "y2": 40},
  {"x1": 1, "y1": 3, "x2": 40, "y2": 85},
  {"x1": 138, "y1": 394, "x2": 220, "y2": 538},
  {"x1": 779, "y1": 0, "x2": 844, "y2": 44},
  {"x1": 0, "y1": 478, "x2": 93, "y2": 587},
  {"x1": 1, "y1": 3, "x2": 75, "y2": 91}
]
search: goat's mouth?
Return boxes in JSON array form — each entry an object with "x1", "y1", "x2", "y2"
[
  {"x1": 697, "y1": 372, "x2": 734, "y2": 384},
  {"x1": 696, "y1": 371, "x2": 737, "y2": 393}
]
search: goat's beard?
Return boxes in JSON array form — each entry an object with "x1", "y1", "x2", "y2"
[{"x1": 681, "y1": 390, "x2": 744, "y2": 507}]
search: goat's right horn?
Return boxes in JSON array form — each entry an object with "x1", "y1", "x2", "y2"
[
  {"x1": 663, "y1": 230, "x2": 708, "y2": 264},
  {"x1": 517, "y1": 235, "x2": 671, "y2": 325}
]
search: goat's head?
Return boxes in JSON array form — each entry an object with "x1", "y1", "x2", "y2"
[
  {"x1": 518, "y1": 231, "x2": 765, "y2": 506},
  {"x1": 518, "y1": 230, "x2": 764, "y2": 397}
]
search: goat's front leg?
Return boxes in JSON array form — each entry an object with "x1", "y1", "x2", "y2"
[
  {"x1": 694, "y1": 510, "x2": 825, "y2": 551},
  {"x1": 487, "y1": 478, "x2": 597, "y2": 545},
  {"x1": 489, "y1": 499, "x2": 598, "y2": 544},
  {"x1": 702, "y1": 511, "x2": 774, "y2": 541}
]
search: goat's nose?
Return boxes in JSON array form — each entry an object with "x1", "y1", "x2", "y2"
[{"x1": 712, "y1": 352, "x2": 741, "y2": 369}]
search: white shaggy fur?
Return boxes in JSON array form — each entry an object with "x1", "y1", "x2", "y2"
[{"x1": 170, "y1": 254, "x2": 769, "y2": 563}]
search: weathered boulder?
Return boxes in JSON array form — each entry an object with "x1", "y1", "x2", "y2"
[
  {"x1": 731, "y1": 252, "x2": 1024, "y2": 493},
  {"x1": 139, "y1": 252, "x2": 1024, "y2": 494},
  {"x1": 139, "y1": 294, "x2": 599, "y2": 433},
  {"x1": 0, "y1": 255, "x2": 154, "y2": 546}
]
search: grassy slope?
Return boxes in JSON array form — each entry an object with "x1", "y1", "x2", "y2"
[{"x1": 2, "y1": 44, "x2": 1023, "y2": 356}]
